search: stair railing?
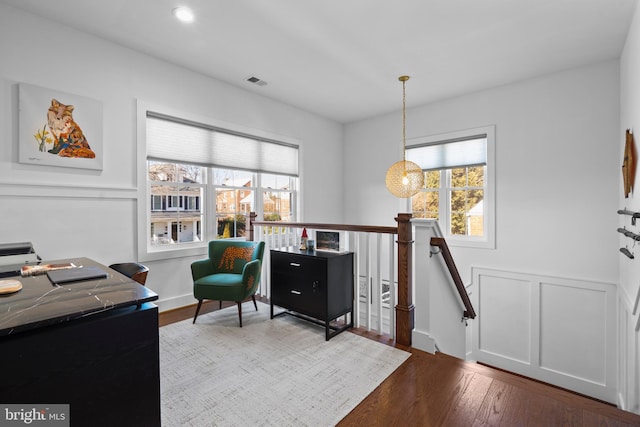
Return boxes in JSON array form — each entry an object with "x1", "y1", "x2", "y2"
[{"x1": 429, "y1": 237, "x2": 476, "y2": 320}]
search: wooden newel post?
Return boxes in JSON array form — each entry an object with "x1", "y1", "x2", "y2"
[
  {"x1": 249, "y1": 211, "x2": 257, "y2": 241},
  {"x1": 395, "y1": 213, "x2": 414, "y2": 347}
]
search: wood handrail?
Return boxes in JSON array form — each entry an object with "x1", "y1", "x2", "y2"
[
  {"x1": 250, "y1": 220, "x2": 398, "y2": 235},
  {"x1": 429, "y1": 237, "x2": 477, "y2": 319}
]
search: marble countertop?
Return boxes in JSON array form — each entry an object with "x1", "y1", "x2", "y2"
[{"x1": 0, "y1": 257, "x2": 158, "y2": 337}]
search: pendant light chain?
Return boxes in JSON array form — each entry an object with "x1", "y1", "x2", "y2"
[
  {"x1": 400, "y1": 76, "x2": 409, "y2": 173},
  {"x1": 402, "y1": 76, "x2": 407, "y2": 162}
]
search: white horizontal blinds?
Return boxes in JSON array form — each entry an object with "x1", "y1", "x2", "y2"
[
  {"x1": 146, "y1": 112, "x2": 299, "y2": 176},
  {"x1": 406, "y1": 135, "x2": 487, "y2": 171},
  {"x1": 147, "y1": 116, "x2": 211, "y2": 165}
]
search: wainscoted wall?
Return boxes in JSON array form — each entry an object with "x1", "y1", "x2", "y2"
[
  {"x1": 470, "y1": 267, "x2": 617, "y2": 404},
  {"x1": 0, "y1": 185, "x2": 137, "y2": 265},
  {"x1": 618, "y1": 285, "x2": 640, "y2": 412}
]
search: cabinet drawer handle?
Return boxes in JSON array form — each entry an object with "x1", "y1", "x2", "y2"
[
  {"x1": 290, "y1": 290, "x2": 301, "y2": 295},
  {"x1": 289, "y1": 262, "x2": 301, "y2": 267}
]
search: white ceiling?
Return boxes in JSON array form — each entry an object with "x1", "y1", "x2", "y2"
[{"x1": 2, "y1": 0, "x2": 636, "y2": 123}]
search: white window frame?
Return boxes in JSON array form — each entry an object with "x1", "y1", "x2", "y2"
[
  {"x1": 148, "y1": 168, "x2": 206, "y2": 247},
  {"x1": 151, "y1": 195, "x2": 162, "y2": 211},
  {"x1": 136, "y1": 101, "x2": 301, "y2": 262},
  {"x1": 405, "y1": 125, "x2": 495, "y2": 249}
]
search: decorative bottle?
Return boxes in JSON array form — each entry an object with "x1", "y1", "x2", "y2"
[{"x1": 300, "y1": 228, "x2": 308, "y2": 250}]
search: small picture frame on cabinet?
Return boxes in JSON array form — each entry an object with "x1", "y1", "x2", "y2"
[{"x1": 315, "y1": 231, "x2": 342, "y2": 252}]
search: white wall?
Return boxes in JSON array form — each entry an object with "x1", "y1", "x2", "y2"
[
  {"x1": 345, "y1": 60, "x2": 620, "y2": 285},
  {"x1": 618, "y1": 2, "x2": 640, "y2": 414},
  {"x1": 412, "y1": 220, "x2": 468, "y2": 360},
  {"x1": 344, "y1": 56, "x2": 625, "y2": 405},
  {"x1": 0, "y1": 4, "x2": 344, "y2": 310}
]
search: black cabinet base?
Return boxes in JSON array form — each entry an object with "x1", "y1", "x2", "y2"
[{"x1": 271, "y1": 307, "x2": 353, "y2": 340}]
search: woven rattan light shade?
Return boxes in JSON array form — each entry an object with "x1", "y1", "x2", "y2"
[
  {"x1": 385, "y1": 160, "x2": 424, "y2": 198},
  {"x1": 385, "y1": 76, "x2": 424, "y2": 198}
]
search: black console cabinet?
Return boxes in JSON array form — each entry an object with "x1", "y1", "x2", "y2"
[{"x1": 270, "y1": 248, "x2": 354, "y2": 340}]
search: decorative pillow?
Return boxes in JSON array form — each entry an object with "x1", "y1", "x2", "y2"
[{"x1": 217, "y1": 246, "x2": 255, "y2": 272}]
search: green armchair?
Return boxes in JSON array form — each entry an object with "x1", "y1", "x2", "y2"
[{"x1": 191, "y1": 240, "x2": 265, "y2": 326}]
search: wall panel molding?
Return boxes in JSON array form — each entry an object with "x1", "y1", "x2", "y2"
[
  {"x1": 471, "y1": 266, "x2": 617, "y2": 404},
  {"x1": 0, "y1": 182, "x2": 137, "y2": 199}
]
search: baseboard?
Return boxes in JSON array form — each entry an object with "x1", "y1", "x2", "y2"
[
  {"x1": 618, "y1": 392, "x2": 627, "y2": 412},
  {"x1": 412, "y1": 328, "x2": 437, "y2": 354},
  {"x1": 156, "y1": 293, "x2": 195, "y2": 312}
]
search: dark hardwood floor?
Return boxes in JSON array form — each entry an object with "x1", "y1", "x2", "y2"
[{"x1": 160, "y1": 301, "x2": 640, "y2": 426}]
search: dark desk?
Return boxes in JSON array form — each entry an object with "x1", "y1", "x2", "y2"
[{"x1": 0, "y1": 258, "x2": 160, "y2": 427}]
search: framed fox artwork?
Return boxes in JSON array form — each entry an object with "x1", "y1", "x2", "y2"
[{"x1": 18, "y1": 83, "x2": 103, "y2": 170}]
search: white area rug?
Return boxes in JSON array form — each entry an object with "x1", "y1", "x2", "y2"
[{"x1": 160, "y1": 302, "x2": 410, "y2": 426}]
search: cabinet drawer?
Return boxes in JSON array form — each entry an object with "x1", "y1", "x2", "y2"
[
  {"x1": 271, "y1": 272, "x2": 325, "y2": 318},
  {"x1": 271, "y1": 253, "x2": 325, "y2": 278}
]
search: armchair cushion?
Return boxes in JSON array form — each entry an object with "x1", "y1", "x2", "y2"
[{"x1": 194, "y1": 273, "x2": 245, "y2": 301}]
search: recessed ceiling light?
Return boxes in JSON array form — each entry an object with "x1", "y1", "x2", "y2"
[{"x1": 172, "y1": 7, "x2": 194, "y2": 23}]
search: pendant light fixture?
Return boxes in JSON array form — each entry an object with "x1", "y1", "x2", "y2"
[{"x1": 385, "y1": 76, "x2": 424, "y2": 198}]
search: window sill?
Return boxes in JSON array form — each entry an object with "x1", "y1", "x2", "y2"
[
  {"x1": 139, "y1": 242, "x2": 207, "y2": 262},
  {"x1": 445, "y1": 236, "x2": 495, "y2": 250}
]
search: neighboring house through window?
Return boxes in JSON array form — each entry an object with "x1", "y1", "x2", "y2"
[
  {"x1": 407, "y1": 125, "x2": 495, "y2": 249},
  {"x1": 138, "y1": 105, "x2": 299, "y2": 260}
]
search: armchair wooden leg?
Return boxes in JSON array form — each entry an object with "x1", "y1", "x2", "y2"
[
  {"x1": 252, "y1": 295, "x2": 258, "y2": 311},
  {"x1": 237, "y1": 301, "x2": 243, "y2": 327},
  {"x1": 193, "y1": 300, "x2": 203, "y2": 324},
  {"x1": 219, "y1": 300, "x2": 222, "y2": 310}
]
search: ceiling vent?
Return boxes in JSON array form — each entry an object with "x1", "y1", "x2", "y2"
[{"x1": 247, "y1": 76, "x2": 268, "y2": 86}]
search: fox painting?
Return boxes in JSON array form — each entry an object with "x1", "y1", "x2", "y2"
[{"x1": 47, "y1": 99, "x2": 95, "y2": 158}]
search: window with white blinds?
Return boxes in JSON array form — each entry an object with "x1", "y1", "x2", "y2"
[
  {"x1": 139, "y1": 105, "x2": 300, "y2": 261},
  {"x1": 406, "y1": 135, "x2": 487, "y2": 171},
  {"x1": 407, "y1": 125, "x2": 495, "y2": 249},
  {"x1": 146, "y1": 112, "x2": 299, "y2": 176}
]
